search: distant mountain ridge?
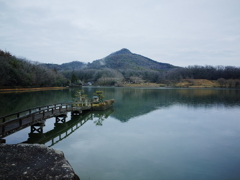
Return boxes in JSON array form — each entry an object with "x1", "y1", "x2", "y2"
[
  {"x1": 42, "y1": 48, "x2": 176, "y2": 71},
  {"x1": 2, "y1": 48, "x2": 240, "y2": 88},
  {"x1": 88, "y1": 48, "x2": 176, "y2": 70}
]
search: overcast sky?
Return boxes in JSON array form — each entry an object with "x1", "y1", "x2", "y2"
[{"x1": 0, "y1": 0, "x2": 240, "y2": 67}]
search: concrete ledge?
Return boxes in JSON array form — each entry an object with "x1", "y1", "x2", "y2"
[{"x1": 0, "y1": 144, "x2": 80, "y2": 180}]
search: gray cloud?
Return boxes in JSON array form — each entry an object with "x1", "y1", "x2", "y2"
[{"x1": 0, "y1": 0, "x2": 240, "y2": 66}]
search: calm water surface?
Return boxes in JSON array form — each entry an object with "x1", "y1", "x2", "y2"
[{"x1": 1, "y1": 87, "x2": 240, "y2": 180}]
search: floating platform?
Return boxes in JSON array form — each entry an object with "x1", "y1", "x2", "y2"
[
  {"x1": 90, "y1": 99, "x2": 114, "y2": 111},
  {"x1": 92, "y1": 104, "x2": 113, "y2": 111}
]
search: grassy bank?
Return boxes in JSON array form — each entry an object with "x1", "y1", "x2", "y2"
[
  {"x1": 174, "y1": 79, "x2": 219, "y2": 88},
  {"x1": 123, "y1": 83, "x2": 164, "y2": 88},
  {"x1": 123, "y1": 79, "x2": 220, "y2": 88}
]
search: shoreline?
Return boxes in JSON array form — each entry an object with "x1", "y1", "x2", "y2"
[
  {"x1": 0, "y1": 87, "x2": 68, "y2": 93},
  {"x1": 122, "y1": 83, "x2": 220, "y2": 88},
  {"x1": 1, "y1": 78, "x2": 237, "y2": 91},
  {"x1": 122, "y1": 79, "x2": 222, "y2": 88}
]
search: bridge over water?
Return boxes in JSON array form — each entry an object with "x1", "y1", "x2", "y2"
[{"x1": 0, "y1": 102, "x2": 91, "y2": 140}]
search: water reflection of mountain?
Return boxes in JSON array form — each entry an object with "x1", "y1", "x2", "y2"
[
  {"x1": 105, "y1": 88, "x2": 240, "y2": 122},
  {"x1": 1, "y1": 87, "x2": 240, "y2": 123}
]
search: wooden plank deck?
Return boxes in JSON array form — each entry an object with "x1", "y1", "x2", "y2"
[{"x1": 0, "y1": 103, "x2": 91, "y2": 138}]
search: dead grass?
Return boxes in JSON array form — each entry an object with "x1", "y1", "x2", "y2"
[
  {"x1": 123, "y1": 79, "x2": 220, "y2": 88},
  {"x1": 175, "y1": 79, "x2": 219, "y2": 88},
  {"x1": 123, "y1": 83, "x2": 163, "y2": 87}
]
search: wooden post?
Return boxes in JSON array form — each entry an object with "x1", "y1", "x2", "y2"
[
  {"x1": 1, "y1": 124, "x2": 5, "y2": 134},
  {"x1": 55, "y1": 115, "x2": 66, "y2": 123},
  {"x1": 39, "y1": 127, "x2": 43, "y2": 133},
  {"x1": 0, "y1": 139, "x2": 6, "y2": 143},
  {"x1": 30, "y1": 121, "x2": 45, "y2": 133},
  {"x1": 19, "y1": 118, "x2": 22, "y2": 126}
]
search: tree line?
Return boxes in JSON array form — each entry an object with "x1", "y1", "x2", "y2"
[
  {"x1": 160, "y1": 65, "x2": 240, "y2": 88},
  {"x1": 1, "y1": 49, "x2": 240, "y2": 88},
  {"x1": 0, "y1": 50, "x2": 67, "y2": 88},
  {"x1": 62, "y1": 65, "x2": 240, "y2": 87},
  {"x1": 164, "y1": 65, "x2": 240, "y2": 80},
  {"x1": 61, "y1": 68, "x2": 162, "y2": 86}
]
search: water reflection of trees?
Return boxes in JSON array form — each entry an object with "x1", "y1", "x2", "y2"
[
  {"x1": 93, "y1": 109, "x2": 113, "y2": 126},
  {"x1": 1, "y1": 87, "x2": 240, "y2": 123},
  {"x1": 0, "y1": 88, "x2": 78, "y2": 117}
]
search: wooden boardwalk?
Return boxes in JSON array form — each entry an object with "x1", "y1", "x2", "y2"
[{"x1": 0, "y1": 103, "x2": 91, "y2": 138}]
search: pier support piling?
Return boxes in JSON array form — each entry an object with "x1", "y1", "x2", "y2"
[
  {"x1": 0, "y1": 139, "x2": 6, "y2": 143},
  {"x1": 30, "y1": 121, "x2": 45, "y2": 133},
  {"x1": 55, "y1": 114, "x2": 67, "y2": 123},
  {"x1": 71, "y1": 110, "x2": 82, "y2": 116}
]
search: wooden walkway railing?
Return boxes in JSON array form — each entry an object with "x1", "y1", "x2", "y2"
[{"x1": 0, "y1": 103, "x2": 91, "y2": 138}]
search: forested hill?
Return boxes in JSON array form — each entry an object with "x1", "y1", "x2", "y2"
[
  {"x1": 42, "y1": 48, "x2": 176, "y2": 71},
  {"x1": 0, "y1": 50, "x2": 67, "y2": 87},
  {"x1": 42, "y1": 61, "x2": 86, "y2": 71},
  {"x1": 2, "y1": 48, "x2": 240, "y2": 88},
  {"x1": 87, "y1": 48, "x2": 176, "y2": 70}
]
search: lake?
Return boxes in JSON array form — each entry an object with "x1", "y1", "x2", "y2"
[{"x1": 1, "y1": 87, "x2": 240, "y2": 180}]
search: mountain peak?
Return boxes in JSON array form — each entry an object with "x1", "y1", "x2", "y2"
[
  {"x1": 88, "y1": 48, "x2": 176, "y2": 70},
  {"x1": 110, "y1": 48, "x2": 132, "y2": 56}
]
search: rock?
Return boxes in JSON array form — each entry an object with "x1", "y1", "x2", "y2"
[{"x1": 0, "y1": 144, "x2": 80, "y2": 180}]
